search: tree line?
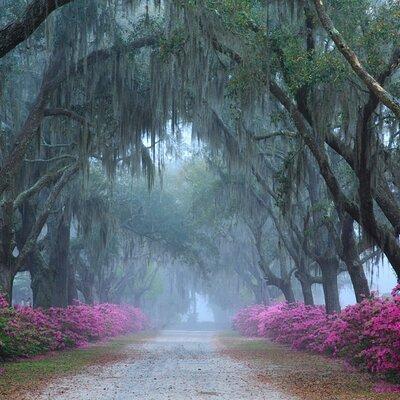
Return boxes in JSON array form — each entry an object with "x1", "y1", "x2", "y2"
[{"x1": 0, "y1": 0, "x2": 399, "y2": 314}]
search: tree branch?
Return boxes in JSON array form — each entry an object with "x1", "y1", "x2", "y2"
[
  {"x1": 24, "y1": 154, "x2": 76, "y2": 163},
  {"x1": 13, "y1": 166, "x2": 69, "y2": 208},
  {"x1": 0, "y1": 35, "x2": 158, "y2": 197},
  {"x1": 312, "y1": 0, "x2": 400, "y2": 118},
  {"x1": 16, "y1": 163, "x2": 79, "y2": 269},
  {"x1": 43, "y1": 108, "x2": 88, "y2": 125},
  {"x1": 0, "y1": 0, "x2": 74, "y2": 59},
  {"x1": 253, "y1": 130, "x2": 296, "y2": 141},
  {"x1": 42, "y1": 139, "x2": 75, "y2": 148},
  {"x1": 207, "y1": 29, "x2": 400, "y2": 275},
  {"x1": 360, "y1": 249, "x2": 381, "y2": 265}
]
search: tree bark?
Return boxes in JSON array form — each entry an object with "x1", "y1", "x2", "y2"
[
  {"x1": 319, "y1": 259, "x2": 341, "y2": 314},
  {"x1": 77, "y1": 265, "x2": 95, "y2": 304},
  {"x1": 299, "y1": 278, "x2": 314, "y2": 306},
  {"x1": 48, "y1": 209, "x2": 71, "y2": 307},
  {"x1": 252, "y1": 224, "x2": 296, "y2": 303},
  {"x1": 98, "y1": 272, "x2": 110, "y2": 303},
  {"x1": 81, "y1": 285, "x2": 94, "y2": 305},
  {"x1": 281, "y1": 281, "x2": 296, "y2": 303},
  {"x1": 16, "y1": 163, "x2": 79, "y2": 270},
  {"x1": 68, "y1": 262, "x2": 78, "y2": 305},
  {"x1": 325, "y1": 133, "x2": 400, "y2": 234},
  {"x1": 269, "y1": 80, "x2": 400, "y2": 279},
  {"x1": 0, "y1": 200, "x2": 16, "y2": 303},
  {"x1": 0, "y1": 264, "x2": 14, "y2": 304},
  {"x1": 0, "y1": 0, "x2": 74, "y2": 59},
  {"x1": 29, "y1": 250, "x2": 52, "y2": 308},
  {"x1": 340, "y1": 214, "x2": 371, "y2": 302},
  {"x1": 213, "y1": 32, "x2": 400, "y2": 279}
]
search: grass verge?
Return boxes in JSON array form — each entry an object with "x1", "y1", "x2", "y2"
[
  {"x1": 0, "y1": 333, "x2": 152, "y2": 399},
  {"x1": 218, "y1": 332, "x2": 399, "y2": 400}
]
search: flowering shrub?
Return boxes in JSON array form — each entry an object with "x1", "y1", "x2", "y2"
[
  {"x1": 231, "y1": 305, "x2": 267, "y2": 337},
  {"x1": 233, "y1": 287, "x2": 400, "y2": 382},
  {"x1": 0, "y1": 298, "x2": 148, "y2": 359},
  {"x1": 0, "y1": 293, "x2": 9, "y2": 309}
]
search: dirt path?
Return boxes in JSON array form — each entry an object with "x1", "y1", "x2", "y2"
[{"x1": 35, "y1": 330, "x2": 296, "y2": 400}]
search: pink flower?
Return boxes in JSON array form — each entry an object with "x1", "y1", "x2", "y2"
[
  {"x1": 233, "y1": 296, "x2": 400, "y2": 382},
  {"x1": 374, "y1": 382, "x2": 400, "y2": 393},
  {"x1": 391, "y1": 283, "x2": 400, "y2": 298},
  {"x1": 0, "y1": 293, "x2": 9, "y2": 309},
  {"x1": 0, "y1": 301, "x2": 149, "y2": 359}
]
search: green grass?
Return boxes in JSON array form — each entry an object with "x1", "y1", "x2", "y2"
[
  {"x1": 0, "y1": 333, "x2": 151, "y2": 399},
  {"x1": 216, "y1": 330, "x2": 240, "y2": 338},
  {"x1": 218, "y1": 332, "x2": 273, "y2": 351},
  {"x1": 229, "y1": 338, "x2": 271, "y2": 351}
]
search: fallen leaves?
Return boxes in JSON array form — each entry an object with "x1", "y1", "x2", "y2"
[
  {"x1": 0, "y1": 334, "x2": 151, "y2": 400},
  {"x1": 218, "y1": 334, "x2": 399, "y2": 400}
]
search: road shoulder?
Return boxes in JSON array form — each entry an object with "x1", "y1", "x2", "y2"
[
  {"x1": 0, "y1": 333, "x2": 151, "y2": 400},
  {"x1": 217, "y1": 332, "x2": 399, "y2": 400}
]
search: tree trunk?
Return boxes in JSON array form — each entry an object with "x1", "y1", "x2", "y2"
[
  {"x1": 98, "y1": 277, "x2": 110, "y2": 303},
  {"x1": 254, "y1": 286, "x2": 264, "y2": 304},
  {"x1": 0, "y1": 264, "x2": 14, "y2": 304},
  {"x1": 31, "y1": 208, "x2": 74, "y2": 308},
  {"x1": 320, "y1": 260, "x2": 341, "y2": 314},
  {"x1": 67, "y1": 262, "x2": 78, "y2": 305},
  {"x1": 260, "y1": 280, "x2": 270, "y2": 305},
  {"x1": 347, "y1": 261, "x2": 371, "y2": 303},
  {"x1": 81, "y1": 285, "x2": 94, "y2": 304},
  {"x1": 48, "y1": 210, "x2": 71, "y2": 308},
  {"x1": 294, "y1": 259, "x2": 315, "y2": 306},
  {"x1": 0, "y1": 200, "x2": 16, "y2": 304},
  {"x1": 281, "y1": 281, "x2": 295, "y2": 303},
  {"x1": 79, "y1": 269, "x2": 95, "y2": 304},
  {"x1": 269, "y1": 80, "x2": 400, "y2": 280},
  {"x1": 20, "y1": 204, "x2": 52, "y2": 308},
  {"x1": 300, "y1": 279, "x2": 314, "y2": 306},
  {"x1": 254, "y1": 280, "x2": 270, "y2": 305},
  {"x1": 341, "y1": 215, "x2": 371, "y2": 302},
  {"x1": 29, "y1": 250, "x2": 52, "y2": 308},
  {"x1": 133, "y1": 292, "x2": 142, "y2": 307}
]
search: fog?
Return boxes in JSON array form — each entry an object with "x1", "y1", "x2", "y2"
[{"x1": 2, "y1": 0, "x2": 400, "y2": 333}]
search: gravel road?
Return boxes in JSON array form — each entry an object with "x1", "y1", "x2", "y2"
[{"x1": 36, "y1": 330, "x2": 296, "y2": 400}]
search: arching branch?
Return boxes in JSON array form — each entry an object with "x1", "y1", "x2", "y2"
[
  {"x1": 207, "y1": 28, "x2": 400, "y2": 276},
  {"x1": 0, "y1": 0, "x2": 74, "y2": 59},
  {"x1": 43, "y1": 108, "x2": 88, "y2": 126},
  {"x1": 16, "y1": 163, "x2": 79, "y2": 270},
  {"x1": 13, "y1": 165, "x2": 70, "y2": 208},
  {"x1": 0, "y1": 35, "x2": 158, "y2": 197},
  {"x1": 312, "y1": 0, "x2": 400, "y2": 118},
  {"x1": 24, "y1": 154, "x2": 76, "y2": 163}
]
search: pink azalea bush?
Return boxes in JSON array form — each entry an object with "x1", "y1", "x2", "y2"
[
  {"x1": 0, "y1": 293, "x2": 148, "y2": 360},
  {"x1": 0, "y1": 293, "x2": 9, "y2": 309},
  {"x1": 232, "y1": 286, "x2": 400, "y2": 382}
]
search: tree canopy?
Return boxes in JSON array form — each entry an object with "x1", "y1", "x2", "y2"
[{"x1": 0, "y1": 0, "x2": 399, "y2": 320}]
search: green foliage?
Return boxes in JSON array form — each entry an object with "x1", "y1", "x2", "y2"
[
  {"x1": 201, "y1": 0, "x2": 265, "y2": 35},
  {"x1": 0, "y1": 315, "x2": 12, "y2": 356},
  {"x1": 270, "y1": 27, "x2": 347, "y2": 92},
  {"x1": 329, "y1": 0, "x2": 400, "y2": 75},
  {"x1": 159, "y1": 27, "x2": 187, "y2": 60}
]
